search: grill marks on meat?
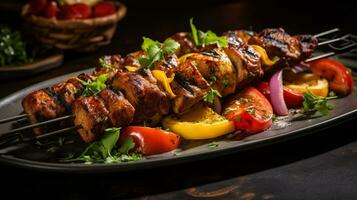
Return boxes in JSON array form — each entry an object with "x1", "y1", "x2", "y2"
[
  {"x1": 72, "y1": 89, "x2": 135, "y2": 143},
  {"x1": 185, "y1": 48, "x2": 237, "y2": 96},
  {"x1": 112, "y1": 72, "x2": 170, "y2": 124},
  {"x1": 249, "y1": 28, "x2": 318, "y2": 66},
  {"x1": 98, "y1": 89, "x2": 135, "y2": 128},
  {"x1": 223, "y1": 31, "x2": 263, "y2": 88},
  {"x1": 22, "y1": 73, "x2": 93, "y2": 135},
  {"x1": 170, "y1": 61, "x2": 210, "y2": 113},
  {"x1": 22, "y1": 90, "x2": 65, "y2": 135},
  {"x1": 72, "y1": 95, "x2": 110, "y2": 143}
]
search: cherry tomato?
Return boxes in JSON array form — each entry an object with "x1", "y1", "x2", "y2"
[
  {"x1": 310, "y1": 59, "x2": 354, "y2": 96},
  {"x1": 119, "y1": 126, "x2": 180, "y2": 155},
  {"x1": 93, "y1": 2, "x2": 116, "y2": 18},
  {"x1": 44, "y1": 1, "x2": 59, "y2": 19},
  {"x1": 60, "y1": 3, "x2": 92, "y2": 19},
  {"x1": 256, "y1": 81, "x2": 303, "y2": 107},
  {"x1": 30, "y1": 0, "x2": 47, "y2": 15},
  {"x1": 224, "y1": 87, "x2": 273, "y2": 132}
]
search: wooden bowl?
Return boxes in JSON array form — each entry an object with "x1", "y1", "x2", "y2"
[{"x1": 21, "y1": 1, "x2": 127, "y2": 52}]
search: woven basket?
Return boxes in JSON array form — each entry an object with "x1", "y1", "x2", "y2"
[{"x1": 21, "y1": 1, "x2": 126, "y2": 52}]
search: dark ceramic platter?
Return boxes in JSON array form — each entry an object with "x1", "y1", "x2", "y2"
[{"x1": 0, "y1": 65, "x2": 357, "y2": 174}]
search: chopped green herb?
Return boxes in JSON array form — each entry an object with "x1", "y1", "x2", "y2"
[
  {"x1": 272, "y1": 114, "x2": 277, "y2": 122},
  {"x1": 303, "y1": 92, "x2": 336, "y2": 115},
  {"x1": 98, "y1": 57, "x2": 115, "y2": 68},
  {"x1": 207, "y1": 142, "x2": 219, "y2": 149},
  {"x1": 0, "y1": 27, "x2": 32, "y2": 66},
  {"x1": 203, "y1": 88, "x2": 222, "y2": 104},
  {"x1": 209, "y1": 75, "x2": 217, "y2": 84},
  {"x1": 189, "y1": 18, "x2": 228, "y2": 48},
  {"x1": 236, "y1": 117, "x2": 242, "y2": 123},
  {"x1": 223, "y1": 79, "x2": 229, "y2": 87},
  {"x1": 77, "y1": 74, "x2": 109, "y2": 97},
  {"x1": 328, "y1": 91, "x2": 337, "y2": 98},
  {"x1": 239, "y1": 98, "x2": 252, "y2": 103},
  {"x1": 139, "y1": 37, "x2": 180, "y2": 68}
]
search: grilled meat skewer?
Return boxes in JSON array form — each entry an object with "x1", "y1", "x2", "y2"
[{"x1": 20, "y1": 28, "x2": 319, "y2": 143}]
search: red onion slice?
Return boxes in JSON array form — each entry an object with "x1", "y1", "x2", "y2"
[{"x1": 269, "y1": 69, "x2": 289, "y2": 116}]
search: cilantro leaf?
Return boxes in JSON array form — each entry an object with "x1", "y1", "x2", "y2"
[
  {"x1": 141, "y1": 37, "x2": 160, "y2": 51},
  {"x1": 77, "y1": 74, "x2": 108, "y2": 97},
  {"x1": 302, "y1": 92, "x2": 336, "y2": 115},
  {"x1": 203, "y1": 88, "x2": 222, "y2": 104},
  {"x1": 189, "y1": 18, "x2": 228, "y2": 48},
  {"x1": 139, "y1": 37, "x2": 180, "y2": 68},
  {"x1": 162, "y1": 39, "x2": 180, "y2": 54}
]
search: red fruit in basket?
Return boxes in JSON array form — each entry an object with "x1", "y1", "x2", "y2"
[
  {"x1": 94, "y1": 2, "x2": 116, "y2": 17},
  {"x1": 60, "y1": 3, "x2": 92, "y2": 19},
  {"x1": 30, "y1": 0, "x2": 47, "y2": 15},
  {"x1": 44, "y1": 1, "x2": 59, "y2": 19}
]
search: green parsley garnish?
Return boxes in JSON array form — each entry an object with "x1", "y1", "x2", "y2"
[
  {"x1": 207, "y1": 142, "x2": 219, "y2": 149},
  {"x1": 139, "y1": 37, "x2": 180, "y2": 68},
  {"x1": 63, "y1": 128, "x2": 142, "y2": 164},
  {"x1": 0, "y1": 26, "x2": 32, "y2": 66},
  {"x1": 189, "y1": 18, "x2": 228, "y2": 48},
  {"x1": 203, "y1": 88, "x2": 222, "y2": 104},
  {"x1": 98, "y1": 57, "x2": 115, "y2": 68},
  {"x1": 77, "y1": 74, "x2": 109, "y2": 97},
  {"x1": 302, "y1": 92, "x2": 336, "y2": 115}
]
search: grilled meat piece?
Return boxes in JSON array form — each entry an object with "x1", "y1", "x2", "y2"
[
  {"x1": 185, "y1": 48, "x2": 236, "y2": 96},
  {"x1": 72, "y1": 95, "x2": 110, "y2": 143},
  {"x1": 123, "y1": 50, "x2": 146, "y2": 67},
  {"x1": 112, "y1": 72, "x2": 170, "y2": 124},
  {"x1": 22, "y1": 73, "x2": 93, "y2": 135},
  {"x1": 22, "y1": 90, "x2": 66, "y2": 135},
  {"x1": 170, "y1": 61, "x2": 210, "y2": 113},
  {"x1": 249, "y1": 28, "x2": 317, "y2": 66},
  {"x1": 295, "y1": 34, "x2": 318, "y2": 60},
  {"x1": 223, "y1": 31, "x2": 263, "y2": 88},
  {"x1": 169, "y1": 32, "x2": 196, "y2": 56},
  {"x1": 98, "y1": 89, "x2": 135, "y2": 127}
]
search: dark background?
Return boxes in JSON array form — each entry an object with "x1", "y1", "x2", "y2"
[{"x1": 0, "y1": 0, "x2": 357, "y2": 199}]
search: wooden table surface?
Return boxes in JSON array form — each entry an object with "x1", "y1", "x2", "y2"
[{"x1": 0, "y1": 0, "x2": 357, "y2": 199}]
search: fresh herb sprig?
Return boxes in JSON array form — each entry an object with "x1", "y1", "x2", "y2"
[
  {"x1": 77, "y1": 74, "x2": 109, "y2": 97},
  {"x1": 203, "y1": 88, "x2": 222, "y2": 104},
  {"x1": 302, "y1": 92, "x2": 336, "y2": 115},
  {"x1": 0, "y1": 27, "x2": 32, "y2": 66},
  {"x1": 139, "y1": 37, "x2": 180, "y2": 68},
  {"x1": 63, "y1": 128, "x2": 142, "y2": 164},
  {"x1": 189, "y1": 18, "x2": 228, "y2": 48}
]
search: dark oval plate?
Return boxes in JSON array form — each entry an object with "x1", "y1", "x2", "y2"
[{"x1": 0, "y1": 65, "x2": 357, "y2": 174}]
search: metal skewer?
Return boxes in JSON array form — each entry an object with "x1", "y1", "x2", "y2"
[
  {"x1": 0, "y1": 114, "x2": 28, "y2": 124},
  {"x1": 0, "y1": 115, "x2": 72, "y2": 136},
  {"x1": 318, "y1": 35, "x2": 349, "y2": 46},
  {"x1": 314, "y1": 28, "x2": 340, "y2": 38}
]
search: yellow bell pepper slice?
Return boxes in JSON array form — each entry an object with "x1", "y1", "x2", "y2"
[
  {"x1": 152, "y1": 70, "x2": 176, "y2": 98},
  {"x1": 162, "y1": 104, "x2": 235, "y2": 140},
  {"x1": 125, "y1": 66, "x2": 140, "y2": 72},
  {"x1": 251, "y1": 45, "x2": 279, "y2": 66},
  {"x1": 178, "y1": 53, "x2": 196, "y2": 63},
  {"x1": 284, "y1": 71, "x2": 329, "y2": 97}
]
